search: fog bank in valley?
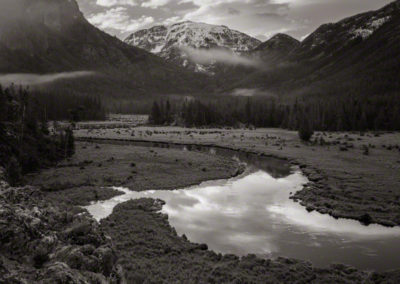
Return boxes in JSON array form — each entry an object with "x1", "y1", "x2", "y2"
[
  {"x1": 0, "y1": 71, "x2": 96, "y2": 87},
  {"x1": 181, "y1": 46, "x2": 261, "y2": 68}
]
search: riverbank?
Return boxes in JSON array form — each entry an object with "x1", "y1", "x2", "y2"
[
  {"x1": 100, "y1": 197, "x2": 398, "y2": 283},
  {"x1": 28, "y1": 141, "x2": 242, "y2": 207},
  {"x1": 75, "y1": 127, "x2": 400, "y2": 227}
]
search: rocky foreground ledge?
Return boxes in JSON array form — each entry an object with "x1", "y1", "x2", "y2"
[{"x1": 0, "y1": 176, "x2": 124, "y2": 283}]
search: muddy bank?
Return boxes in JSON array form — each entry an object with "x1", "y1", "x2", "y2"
[
  {"x1": 100, "y1": 197, "x2": 399, "y2": 283},
  {"x1": 75, "y1": 128, "x2": 400, "y2": 227}
]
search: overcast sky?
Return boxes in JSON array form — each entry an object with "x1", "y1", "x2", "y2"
[{"x1": 76, "y1": 0, "x2": 393, "y2": 41}]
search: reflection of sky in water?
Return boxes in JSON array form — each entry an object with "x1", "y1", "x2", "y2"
[{"x1": 85, "y1": 170, "x2": 400, "y2": 271}]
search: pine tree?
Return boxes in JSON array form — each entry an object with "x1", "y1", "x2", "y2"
[
  {"x1": 245, "y1": 98, "x2": 251, "y2": 125},
  {"x1": 66, "y1": 128, "x2": 75, "y2": 157},
  {"x1": 150, "y1": 101, "x2": 161, "y2": 125},
  {"x1": 358, "y1": 110, "x2": 368, "y2": 131},
  {"x1": 166, "y1": 99, "x2": 171, "y2": 124},
  {"x1": 374, "y1": 108, "x2": 385, "y2": 130},
  {"x1": 298, "y1": 116, "x2": 314, "y2": 142},
  {"x1": 392, "y1": 106, "x2": 400, "y2": 131}
]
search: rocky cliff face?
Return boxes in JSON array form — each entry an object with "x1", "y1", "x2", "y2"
[{"x1": 0, "y1": 172, "x2": 124, "y2": 283}]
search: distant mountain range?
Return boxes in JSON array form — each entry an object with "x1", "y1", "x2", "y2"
[
  {"x1": 1, "y1": 0, "x2": 399, "y2": 100},
  {"x1": 125, "y1": 21, "x2": 261, "y2": 73}
]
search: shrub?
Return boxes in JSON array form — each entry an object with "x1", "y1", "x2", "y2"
[
  {"x1": 298, "y1": 118, "x2": 314, "y2": 142},
  {"x1": 359, "y1": 213, "x2": 373, "y2": 226}
]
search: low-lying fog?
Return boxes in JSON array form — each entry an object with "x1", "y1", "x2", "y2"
[{"x1": 0, "y1": 71, "x2": 96, "y2": 86}]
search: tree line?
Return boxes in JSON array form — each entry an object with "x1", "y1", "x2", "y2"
[
  {"x1": 0, "y1": 85, "x2": 76, "y2": 185},
  {"x1": 33, "y1": 90, "x2": 106, "y2": 121},
  {"x1": 149, "y1": 94, "x2": 400, "y2": 132}
]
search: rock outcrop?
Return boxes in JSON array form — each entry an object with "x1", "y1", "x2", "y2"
[{"x1": 0, "y1": 174, "x2": 124, "y2": 283}]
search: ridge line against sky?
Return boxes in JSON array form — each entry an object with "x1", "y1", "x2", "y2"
[{"x1": 77, "y1": 0, "x2": 393, "y2": 41}]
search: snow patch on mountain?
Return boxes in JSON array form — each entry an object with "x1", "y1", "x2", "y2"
[
  {"x1": 350, "y1": 16, "x2": 391, "y2": 40},
  {"x1": 125, "y1": 21, "x2": 260, "y2": 72},
  {"x1": 126, "y1": 21, "x2": 260, "y2": 55}
]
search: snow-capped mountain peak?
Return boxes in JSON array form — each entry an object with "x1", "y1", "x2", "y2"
[
  {"x1": 124, "y1": 21, "x2": 261, "y2": 72},
  {"x1": 125, "y1": 21, "x2": 260, "y2": 54}
]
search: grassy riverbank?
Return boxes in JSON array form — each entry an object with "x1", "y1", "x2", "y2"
[
  {"x1": 100, "y1": 198, "x2": 398, "y2": 283},
  {"x1": 75, "y1": 127, "x2": 400, "y2": 227},
  {"x1": 28, "y1": 141, "x2": 240, "y2": 206}
]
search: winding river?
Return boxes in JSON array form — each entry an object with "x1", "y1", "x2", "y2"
[{"x1": 84, "y1": 142, "x2": 400, "y2": 271}]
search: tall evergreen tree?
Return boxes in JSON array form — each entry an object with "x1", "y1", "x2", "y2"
[{"x1": 150, "y1": 101, "x2": 161, "y2": 125}]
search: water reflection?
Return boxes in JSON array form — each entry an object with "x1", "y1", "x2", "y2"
[{"x1": 85, "y1": 169, "x2": 400, "y2": 271}]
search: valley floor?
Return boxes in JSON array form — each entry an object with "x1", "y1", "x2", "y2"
[
  {"x1": 27, "y1": 139, "x2": 400, "y2": 282},
  {"x1": 74, "y1": 126, "x2": 400, "y2": 227}
]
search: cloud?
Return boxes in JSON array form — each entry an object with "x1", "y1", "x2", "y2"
[
  {"x1": 76, "y1": 0, "x2": 395, "y2": 40},
  {"x1": 88, "y1": 7, "x2": 154, "y2": 33},
  {"x1": 231, "y1": 88, "x2": 278, "y2": 98},
  {"x1": 231, "y1": 88, "x2": 258, "y2": 97},
  {"x1": 141, "y1": 0, "x2": 171, "y2": 9},
  {"x1": 96, "y1": 0, "x2": 138, "y2": 7},
  {"x1": 181, "y1": 47, "x2": 260, "y2": 67},
  {"x1": 227, "y1": 7, "x2": 240, "y2": 15},
  {"x1": 0, "y1": 72, "x2": 96, "y2": 87},
  {"x1": 179, "y1": 0, "x2": 293, "y2": 40},
  {"x1": 162, "y1": 16, "x2": 183, "y2": 25}
]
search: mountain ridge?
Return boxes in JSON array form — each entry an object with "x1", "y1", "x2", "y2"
[
  {"x1": 0, "y1": 0, "x2": 212, "y2": 97},
  {"x1": 125, "y1": 21, "x2": 261, "y2": 72},
  {"x1": 222, "y1": 0, "x2": 400, "y2": 98}
]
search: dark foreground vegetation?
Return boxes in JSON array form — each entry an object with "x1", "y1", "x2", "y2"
[
  {"x1": 101, "y1": 198, "x2": 400, "y2": 283},
  {"x1": 149, "y1": 94, "x2": 400, "y2": 132},
  {"x1": 0, "y1": 85, "x2": 76, "y2": 185},
  {"x1": 0, "y1": 174, "x2": 123, "y2": 283},
  {"x1": 0, "y1": 87, "x2": 123, "y2": 282}
]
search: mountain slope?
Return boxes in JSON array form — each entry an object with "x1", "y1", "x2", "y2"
[
  {"x1": 125, "y1": 21, "x2": 261, "y2": 72},
  {"x1": 252, "y1": 33, "x2": 300, "y2": 63},
  {"x1": 225, "y1": 0, "x2": 400, "y2": 98},
  {"x1": 0, "y1": 0, "x2": 211, "y2": 97},
  {"x1": 255, "y1": 34, "x2": 299, "y2": 53}
]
